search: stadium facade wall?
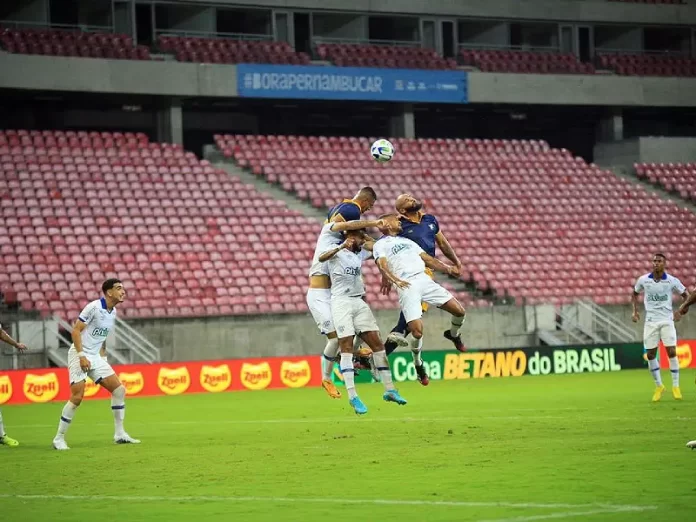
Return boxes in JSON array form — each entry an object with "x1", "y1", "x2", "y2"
[
  {"x1": 125, "y1": 304, "x2": 696, "y2": 362},
  {"x1": 594, "y1": 137, "x2": 696, "y2": 167},
  {"x1": 129, "y1": 306, "x2": 535, "y2": 361},
  {"x1": 4, "y1": 54, "x2": 696, "y2": 108},
  {"x1": 170, "y1": 0, "x2": 696, "y2": 26}
]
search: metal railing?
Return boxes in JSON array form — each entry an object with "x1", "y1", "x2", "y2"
[
  {"x1": 114, "y1": 316, "x2": 160, "y2": 364},
  {"x1": 595, "y1": 47, "x2": 691, "y2": 56},
  {"x1": 555, "y1": 300, "x2": 636, "y2": 345},
  {"x1": 155, "y1": 28, "x2": 272, "y2": 41},
  {"x1": 458, "y1": 42, "x2": 561, "y2": 53},
  {"x1": 313, "y1": 36, "x2": 421, "y2": 48},
  {"x1": 0, "y1": 20, "x2": 115, "y2": 34}
]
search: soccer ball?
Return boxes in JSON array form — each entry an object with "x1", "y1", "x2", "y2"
[{"x1": 370, "y1": 139, "x2": 394, "y2": 163}]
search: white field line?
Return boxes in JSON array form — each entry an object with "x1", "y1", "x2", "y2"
[
  {"x1": 479, "y1": 505, "x2": 654, "y2": 522},
  {"x1": 0, "y1": 493, "x2": 657, "y2": 515},
  {"x1": 8, "y1": 414, "x2": 692, "y2": 430}
]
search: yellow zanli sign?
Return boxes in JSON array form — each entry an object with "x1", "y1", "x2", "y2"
[{"x1": 444, "y1": 351, "x2": 527, "y2": 379}]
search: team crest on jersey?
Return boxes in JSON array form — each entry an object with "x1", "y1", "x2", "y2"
[{"x1": 429, "y1": 223, "x2": 436, "y2": 231}]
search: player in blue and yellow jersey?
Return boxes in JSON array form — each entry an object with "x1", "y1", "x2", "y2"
[
  {"x1": 382, "y1": 193, "x2": 465, "y2": 385},
  {"x1": 307, "y1": 187, "x2": 378, "y2": 399}
]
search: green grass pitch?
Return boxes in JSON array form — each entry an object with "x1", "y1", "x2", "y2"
[{"x1": 1, "y1": 369, "x2": 695, "y2": 522}]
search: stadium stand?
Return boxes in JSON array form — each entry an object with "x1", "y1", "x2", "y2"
[
  {"x1": 597, "y1": 53, "x2": 696, "y2": 77},
  {"x1": 159, "y1": 36, "x2": 310, "y2": 65},
  {"x1": 0, "y1": 129, "x2": 475, "y2": 320},
  {"x1": 216, "y1": 134, "x2": 696, "y2": 306},
  {"x1": 635, "y1": 162, "x2": 696, "y2": 202},
  {"x1": 0, "y1": 28, "x2": 150, "y2": 60},
  {"x1": 609, "y1": 0, "x2": 685, "y2": 4},
  {"x1": 316, "y1": 43, "x2": 457, "y2": 70},
  {"x1": 459, "y1": 49, "x2": 594, "y2": 75}
]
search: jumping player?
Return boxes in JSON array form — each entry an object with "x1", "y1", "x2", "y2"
[
  {"x1": 374, "y1": 215, "x2": 467, "y2": 385},
  {"x1": 306, "y1": 187, "x2": 378, "y2": 398},
  {"x1": 632, "y1": 253, "x2": 689, "y2": 402},
  {"x1": 52, "y1": 279, "x2": 140, "y2": 450},
  {"x1": 383, "y1": 194, "x2": 464, "y2": 361},
  {"x1": 319, "y1": 231, "x2": 407, "y2": 414},
  {"x1": 0, "y1": 320, "x2": 27, "y2": 447}
]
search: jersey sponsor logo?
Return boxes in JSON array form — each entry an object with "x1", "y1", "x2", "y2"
[
  {"x1": 200, "y1": 364, "x2": 232, "y2": 393},
  {"x1": 23, "y1": 373, "x2": 59, "y2": 402},
  {"x1": 280, "y1": 360, "x2": 312, "y2": 388},
  {"x1": 647, "y1": 294, "x2": 669, "y2": 302},
  {"x1": 241, "y1": 362, "x2": 272, "y2": 390},
  {"x1": 119, "y1": 371, "x2": 144, "y2": 395},
  {"x1": 91, "y1": 327, "x2": 110, "y2": 337},
  {"x1": 157, "y1": 367, "x2": 190, "y2": 395},
  {"x1": 83, "y1": 377, "x2": 101, "y2": 398},
  {"x1": 391, "y1": 243, "x2": 409, "y2": 255},
  {"x1": 0, "y1": 375, "x2": 12, "y2": 404},
  {"x1": 344, "y1": 266, "x2": 361, "y2": 276}
]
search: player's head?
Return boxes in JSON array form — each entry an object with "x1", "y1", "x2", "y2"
[
  {"x1": 102, "y1": 278, "x2": 125, "y2": 305},
  {"x1": 652, "y1": 253, "x2": 667, "y2": 273},
  {"x1": 354, "y1": 186, "x2": 377, "y2": 213},
  {"x1": 344, "y1": 231, "x2": 365, "y2": 252},
  {"x1": 395, "y1": 193, "x2": 422, "y2": 214},
  {"x1": 377, "y1": 214, "x2": 401, "y2": 236}
]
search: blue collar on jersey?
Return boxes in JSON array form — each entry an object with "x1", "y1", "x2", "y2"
[
  {"x1": 100, "y1": 297, "x2": 113, "y2": 313},
  {"x1": 648, "y1": 272, "x2": 668, "y2": 280}
]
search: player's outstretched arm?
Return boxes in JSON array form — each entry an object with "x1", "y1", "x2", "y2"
[
  {"x1": 330, "y1": 219, "x2": 383, "y2": 233},
  {"x1": 375, "y1": 258, "x2": 410, "y2": 289},
  {"x1": 0, "y1": 327, "x2": 27, "y2": 351},
  {"x1": 631, "y1": 290, "x2": 640, "y2": 322},
  {"x1": 435, "y1": 231, "x2": 462, "y2": 276},
  {"x1": 420, "y1": 252, "x2": 458, "y2": 277},
  {"x1": 318, "y1": 242, "x2": 347, "y2": 262}
]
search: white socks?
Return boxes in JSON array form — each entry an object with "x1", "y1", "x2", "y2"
[
  {"x1": 372, "y1": 351, "x2": 395, "y2": 391},
  {"x1": 112, "y1": 385, "x2": 126, "y2": 436},
  {"x1": 339, "y1": 353, "x2": 357, "y2": 399},
  {"x1": 0, "y1": 410, "x2": 4, "y2": 437},
  {"x1": 410, "y1": 336, "x2": 423, "y2": 366},
  {"x1": 321, "y1": 338, "x2": 340, "y2": 381},
  {"x1": 450, "y1": 315, "x2": 465, "y2": 337},
  {"x1": 669, "y1": 356, "x2": 680, "y2": 387},
  {"x1": 56, "y1": 401, "x2": 78, "y2": 438},
  {"x1": 648, "y1": 358, "x2": 662, "y2": 386}
]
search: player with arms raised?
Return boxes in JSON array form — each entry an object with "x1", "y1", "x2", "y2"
[
  {"x1": 383, "y1": 194, "x2": 465, "y2": 363},
  {"x1": 632, "y1": 253, "x2": 689, "y2": 402},
  {"x1": 374, "y1": 215, "x2": 467, "y2": 384},
  {"x1": 306, "y1": 187, "x2": 378, "y2": 399},
  {"x1": 0, "y1": 320, "x2": 27, "y2": 447},
  {"x1": 52, "y1": 278, "x2": 140, "y2": 450},
  {"x1": 319, "y1": 231, "x2": 407, "y2": 414}
]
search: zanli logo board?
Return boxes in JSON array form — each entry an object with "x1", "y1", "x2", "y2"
[
  {"x1": 23, "y1": 373, "x2": 59, "y2": 402},
  {"x1": 200, "y1": 364, "x2": 232, "y2": 393},
  {"x1": 280, "y1": 360, "x2": 311, "y2": 388},
  {"x1": 119, "y1": 371, "x2": 145, "y2": 395},
  {"x1": 157, "y1": 367, "x2": 191, "y2": 395},
  {"x1": 0, "y1": 375, "x2": 13, "y2": 404},
  {"x1": 241, "y1": 362, "x2": 272, "y2": 390}
]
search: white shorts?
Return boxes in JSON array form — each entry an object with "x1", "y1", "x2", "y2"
[
  {"x1": 644, "y1": 321, "x2": 677, "y2": 349},
  {"x1": 67, "y1": 346, "x2": 115, "y2": 385},
  {"x1": 306, "y1": 288, "x2": 335, "y2": 335},
  {"x1": 331, "y1": 296, "x2": 379, "y2": 339},
  {"x1": 398, "y1": 273, "x2": 454, "y2": 323}
]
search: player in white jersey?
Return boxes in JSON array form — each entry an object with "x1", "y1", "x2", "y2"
[
  {"x1": 52, "y1": 278, "x2": 140, "y2": 450},
  {"x1": 373, "y1": 215, "x2": 467, "y2": 375},
  {"x1": 632, "y1": 253, "x2": 689, "y2": 402},
  {"x1": 318, "y1": 231, "x2": 407, "y2": 414},
  {"x1": 305, "y1": 187, "x2": 379, "y2": 399},
  {"x1": 0, "y1": 320, "x2": 27, "y2": 447}
]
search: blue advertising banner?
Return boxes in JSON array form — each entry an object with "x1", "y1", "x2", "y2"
[{"x1": 237, "y1": 64, "x2": 468, "y2": 104}]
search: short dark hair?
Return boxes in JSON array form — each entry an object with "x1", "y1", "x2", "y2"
[
  {"x1": 102, "y1": 278, "x2": 122, "y2": 293},
  {"x1": 359, "y1": 186, "x2": 377, "y2": 200},
  {"x1": 654, "y1": 252, "x2": 667, "y2": 261}
]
